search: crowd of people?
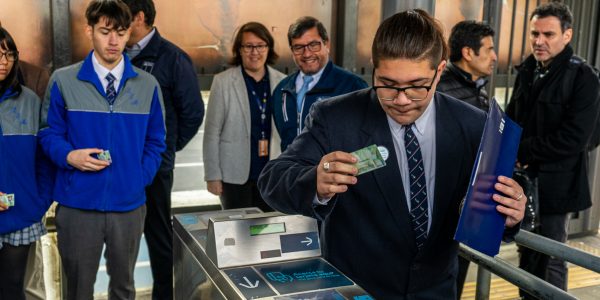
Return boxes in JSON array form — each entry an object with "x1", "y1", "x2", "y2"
[{"x1": 0, "y1": 0, "x2": 597, "y2": 299}]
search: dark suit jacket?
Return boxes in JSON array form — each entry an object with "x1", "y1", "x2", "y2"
[{"x1": 258, "y1": 89, "x2": 487, "y2": 298}]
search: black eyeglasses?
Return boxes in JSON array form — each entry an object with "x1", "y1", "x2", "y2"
[
  {"x1": 241, "y1": 44, "x2": 268, "y2": 53},
  {"x1": 0, "y1": 51, "x2": 18, "y2": 62},
  {"x1": 372, "y1": 67, "x2": 438, "y2": 102},
  {"x1": 291, "y1": 41, "x2": 322, "y2": 55}
]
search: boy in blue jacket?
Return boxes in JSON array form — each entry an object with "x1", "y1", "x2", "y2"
[{"x1": 39, "y1": 1, "x2": 166, "y2": 299}]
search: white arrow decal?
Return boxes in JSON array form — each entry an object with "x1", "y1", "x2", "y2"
[
  {"x1": 238, "y1": 276, "x2": 259, "y2": 289},
  {"x1": 301, "y1": 237, "x2": 313, "y2": 246}
]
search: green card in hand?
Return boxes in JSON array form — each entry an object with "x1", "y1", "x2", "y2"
[{"x1": 352, "y1": 144, "x2": 387, "y2": 175}]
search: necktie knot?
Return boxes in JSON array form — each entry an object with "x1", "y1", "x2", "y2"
[
  {"x1": 302, "y1": 75, "x2": 313, "y2": 87},
  {"x1": 106, "y1": 73, "x2": 116, "y2": 84}
]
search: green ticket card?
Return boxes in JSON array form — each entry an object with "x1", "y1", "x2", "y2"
[
  {"x1": 0, "y1": 193, "x2": 14, "y2": 207},
  {"x1": 352, "y1": 144, "x2": 387, "y2": 175},
  {"x1": 97, "y1": 150, "x2": 112, "y2": 163}
]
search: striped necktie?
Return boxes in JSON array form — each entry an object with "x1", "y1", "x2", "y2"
[
  {"x1": 404, "y1": 124, "x2": 428, "y2": 249},
  {"x1": 105, "y1": 73, "x2": 117, "y2": 105}
]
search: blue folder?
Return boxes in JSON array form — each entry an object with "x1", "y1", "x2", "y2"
[{"x1": 454, "y1": 98, "x2": 522, "y2": 256}]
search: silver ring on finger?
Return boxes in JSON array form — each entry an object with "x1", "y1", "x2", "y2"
[
  {"x1": 516, "y1": 192, "x2": 524, "y2": 201},
  {"x1": 323, "y1": 161, "x2": 330, "y2": 172}
]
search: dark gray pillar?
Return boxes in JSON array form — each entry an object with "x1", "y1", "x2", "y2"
[{"x1": 51, "y1": 0, "x2": 71, "y2": 70}]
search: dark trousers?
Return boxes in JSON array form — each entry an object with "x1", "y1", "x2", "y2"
[
  {"x1": 221, "y1": 180, "x2": 273, "y2": 212},
  {"x1": 0, "y1": 243, "x2": 31, "y2": 300},
  {"x1": 56, "y1": 205, "x2": 146, "y2": 300},
  {"x1": 519, "y1": 213, "x2": 570, "y2": 299},
  {"x1": 455, "y1": 256, "x2": 470, "y2": 298},
  {"x1": 144, "y1": 169, "x2": 174, "y2": 300}
]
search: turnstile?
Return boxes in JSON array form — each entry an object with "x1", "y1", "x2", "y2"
[{"x1": 173, "y1": 208, "x2": 372, "y2": 299}]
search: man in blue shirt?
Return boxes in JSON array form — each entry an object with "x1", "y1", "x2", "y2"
[
  {"x1": 272, "y1": 16, "x2": 367, "y2": 151},
  {"x1": 39, "y1": 1, "x2": 165, "y2": 299}
]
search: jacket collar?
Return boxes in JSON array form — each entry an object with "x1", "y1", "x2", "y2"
[
  {"x1": 131, "y1": 28, "x2": 163, "y2": 62},
  {"x1": 281, "y1": 60, "x2": 335, "y2": 94},
  {"x1": 518, "y1": 44, "x2": 574, "y2": 74},
  {"x1": 447, "y1": 62, "x2": 488, "y2": 88},
  {"x1": 77, "y1": 51, "x2": 138, "y2": 97},
  {"x1": 0, "y1": 86, "x2": 17, "y2": 103}
]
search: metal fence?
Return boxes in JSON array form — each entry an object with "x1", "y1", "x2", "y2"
[{"x1": 460, "y1": 229, "x2": 600, "y2": 299}]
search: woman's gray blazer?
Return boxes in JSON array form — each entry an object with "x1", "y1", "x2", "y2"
[{"x1": 203, "y1": 65, "x2": 285, "y2": 184}]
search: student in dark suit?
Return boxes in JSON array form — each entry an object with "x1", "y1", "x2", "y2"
[{"x1": 258, "y1": 9, "x2": 526, "y2": 299}]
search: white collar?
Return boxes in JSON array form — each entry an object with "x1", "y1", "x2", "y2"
[
  {"x1": 92, "y1": 51, "x2": 125, "y2": 90},
  {"x1": 132, "y1": 27, "x2": 156, "y2": 51},
  {"x1": 387, "y1": 95, "x2": 436, "y2": 135}
]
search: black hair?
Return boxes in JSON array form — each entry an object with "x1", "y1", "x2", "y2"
[
  {"x1": 85, "y1": 0, "x2": 133, "y2": 30},
  {"x1": 530, "y1": 1, "x2": 573, "y2": 32},
  {"x1": 287, "y1": 16, "x2": 329, "y2": 46},
  {"x1": 0, "y1": 26, "x2": 21, "y2": 97},
  {"x1": 449, "y1": 20, "x2": 495, "y2": 63},
  {"x1": 121, "y1": 0, "x2": 156, "y2": 26},
  {"x1": 230, "y1": 22, "x2": 279, "y2": 66},
  {"x1": 372, "y1": 9, "x2": 447, "y2": 69}
]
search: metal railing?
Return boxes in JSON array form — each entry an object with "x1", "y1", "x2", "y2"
[
  {"x1": 460, "y1": 229, "x2": 600, "y2": 299},
  {"x1": 515, "y1": 230, "x2": 600, "y2": 273},
  {"x1": 459, "y1": 245, "x2": 576, "y2": 299}
]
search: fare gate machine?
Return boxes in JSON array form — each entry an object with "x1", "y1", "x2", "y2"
[{"x1": 173, "y1": 208, "x2": 372, "y2": 299}]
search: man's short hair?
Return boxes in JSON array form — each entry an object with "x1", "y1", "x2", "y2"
[
  {"x1": 449, "y1": 21, "x2": 495, "y2": 63},
  {"x1": 530, "y1": 2, "x2": 573, "y2": 32},
  {"x1": 122, "y1": 0, "x2": 156, "y2": 27},
  {"x1": 230, "y1": 22, "x2": 279, "y2": 66},
  {"x1": 372, "y1": 9, "x2": 447, "y2": 69},
  {"x1": 287, "y1": 16, "x2": 329, "y2": 46},
  {"x1": 86, "y1": 0, "x2": 132, "y2": 30}
]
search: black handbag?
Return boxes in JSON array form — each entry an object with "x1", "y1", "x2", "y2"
[{"x1": 513, "y1": 168, "x2": 539, "y2": 231}]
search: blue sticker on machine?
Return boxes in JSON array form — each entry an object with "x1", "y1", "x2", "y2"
[
  {"x1": 280, "y1": 232, "x2": 319, "y2": 253},
  {"x1": 179, "y1": 214, "x2": 198, "y2": 225},
  {"x1": 225, "y1": 267, "x2": 276, "y2": 299},
  {"x1": 274, "y1": 290, "x2": 346, "y2": 299},
  {"x1": 257, "y1": 258, "x2": 353, "y2": 294}
]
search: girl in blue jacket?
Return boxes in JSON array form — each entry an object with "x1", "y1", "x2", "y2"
[{"x1": 0, "y1": 27, "x2": 52, "y2": 300}]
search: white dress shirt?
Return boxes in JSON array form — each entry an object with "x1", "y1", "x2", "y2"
[
  {"x1": 91, "y1": 52, "x2": 125, "y2": 92},
  {"x1": 387, "y1": 99, "x2": 437, "y2": 233}
]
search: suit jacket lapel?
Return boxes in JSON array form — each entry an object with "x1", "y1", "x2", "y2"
[
  {"x1": 361, "y1": 91, "x2": 416, "y2": 249},
  {"x1": 232, "y1": 66, "x2": 251, "y2": 136},
  {"x1": 428, "y1": 94, "x2": 465, "y2": 244}
]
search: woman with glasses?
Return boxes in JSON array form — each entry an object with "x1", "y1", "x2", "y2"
[
  {"x1": 203, "y1": 22, "x2": 285, "y2": 211},
  {"x1": 0, "y1": 27, "x2": 53, "y2": 299}
]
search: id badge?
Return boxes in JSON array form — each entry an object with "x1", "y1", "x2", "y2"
[{"x1": 258, "y1": 139, "x2": 269, "y2": 157}]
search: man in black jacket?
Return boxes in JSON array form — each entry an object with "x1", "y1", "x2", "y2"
[
  {"x1": 438, "y1": 20, "x2": 496, "y2": 112},
  {"x1": 506, "y1": 3, "x2": 600, "y2": 298},
  {"x1": 123, "y1": 1, "x2": 205, "y2": 299}
]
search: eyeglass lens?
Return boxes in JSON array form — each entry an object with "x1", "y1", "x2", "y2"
[
  {"x1": 0, "y1": 51, "x2": 17, "y2": 62},
  {"x1": 241, "y1": 45, "x2": 268, "y2": 53},
  {"x1": 291, "y1": 41, "x2": 322, "y2": 54},
  {"x1": 377, "y1": 87, "x2": 429, "y2": 101}
]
